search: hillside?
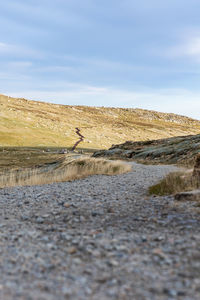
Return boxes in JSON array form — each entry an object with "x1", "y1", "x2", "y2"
[{"x1": 0, "y1": 94, "x2": 200, "y2": 149}]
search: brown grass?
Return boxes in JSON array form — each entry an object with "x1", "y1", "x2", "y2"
[
  {"x1": 149, "y1": 171, "x2": 200, "y2": 196},
  {"x1": 0, "y1": 156, "x2": 131, "y2": 188}
]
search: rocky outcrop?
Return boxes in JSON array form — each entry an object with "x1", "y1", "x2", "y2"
[
  {"x1": 193, "y1": 153, "x2": 200, "y2": 179},
  {"x1": 93, "y1": 134, "x2": 200, "y2": 165}
]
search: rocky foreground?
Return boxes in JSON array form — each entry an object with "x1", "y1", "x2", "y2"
[{"x1": 0, "y1": 163, "x2": 200, "y2": 299}]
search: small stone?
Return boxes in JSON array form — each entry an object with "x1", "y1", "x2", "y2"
[
  {"x1": 96, "y1": 273, "x2": 111, "y2": 283},
  {"x1": 67, "y1": 247, "x2": 77, "y2": 254},
  {"x1": 74, "y1": 217, "x2": 80, "y2": 222},
  {"x1": 91, "y1": 211, "x2": 98, "y2": 217},
  {"x1": 46, "y1": 243, "x2": 57, "y2": 250},
  {"x1": 85, "y1": 287, "x2": 92, "y2": 295},
  {"x1": 60, "y1": 233, "x2": 72, "y2": 241},
  {"x1": 115, "y1": 245, "x2": 127, "y2": 251},
  {"x1": 154, "y1": 236, "x2": 164, "y2": 241},
  {"x1": 177, "y1": 290, "x2": 186, "y2": 296},
  {"x1": 92, "y1": 250, "x2": 101, "y2": 257},
  {"x1": 153, "y1": 248, "x2": 166, "y2": 259},
  {"x1": 107, "y1": 260, "x2": 119, "y2": 267},
  {"x1": 107, "y1": 207, "x2": 114, "y2": 213},
  {"x1": 41, "y1": 236, "x2": 49, "y2": 242},
  {"x1": 80, "y1": 216, "x2": 85, "y2": 222},
  {"x1": 141, "y1": 235, "x2": 147, "y2": 242},
  {"x1": 73, "y1": 258, "x2": 82, "y2": 264},
  {"x1": 63, "y1": 203, "x2": 71, "y2": 208},
  {"x1": 36, "y1": 217, "x2": 44, "y2": 224},
  {"x1": 62, "y1": 286, "x2": 73, "y2": 296},
  {"x1": 43, "y1": 214, "x2": 50, "y2": 218},
  {"x1": 107, "y1": 278, "x2": 118, "y2": 287},
  {"x1": 163, "y1": 288, "x2": 177, "y2": 297},
  {"x1": 106, "y1": 288, "x2": 118, "y2": 297},
  {"x1": 21, "y1": 215, "x2": 30, "y2": 221}
]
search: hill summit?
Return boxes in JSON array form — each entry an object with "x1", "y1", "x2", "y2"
[{"x1": 0, "y1": 94, "x2": 200, "y2": 149}]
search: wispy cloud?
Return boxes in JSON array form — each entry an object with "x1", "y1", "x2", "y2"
[
  {"x1": 184, "y1": 36, "x2": 200, "y2": 56},
  {"x1": 0, "y1": 42, "x2": 43, "y2": 59},
  {"x1": 167, "y1": 31, "x2": 200, "y2": 62},
  {"x1": 8, "y1": 61, "x2": 33, "y2": 68},
  {"x1": 35, "y1": 56, "x2": 144, "y2": 75},
  {"x1": 0, "y1": 42, "x2": 17, "y2": 53}
]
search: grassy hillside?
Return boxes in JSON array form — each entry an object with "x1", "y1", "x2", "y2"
[{"x1": 1, "y1": 94, "x2": 200, "y2": 149}]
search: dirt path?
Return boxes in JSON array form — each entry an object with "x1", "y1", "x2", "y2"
[{"x1": 0, "y1": 163, "x2": 200, "y2": 300}]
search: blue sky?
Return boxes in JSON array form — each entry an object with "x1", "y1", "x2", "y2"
[{"x1": 0, "y1": 0, "x2": 200, "y2": 119}]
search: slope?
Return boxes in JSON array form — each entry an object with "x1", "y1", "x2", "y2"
[{"x1": 0, "y1": 94, "x2": 200, "y2": 149}]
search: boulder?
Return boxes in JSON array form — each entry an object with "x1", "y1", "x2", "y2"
[{"x1": 175, "y1": 189, "x2": 200, "y2": 201}]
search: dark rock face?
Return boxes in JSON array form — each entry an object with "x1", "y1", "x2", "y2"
[{"x1": 93, "y1": 134, "x2": 200, "y2": 165}]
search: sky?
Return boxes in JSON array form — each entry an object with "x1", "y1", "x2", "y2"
[{"x1": 0, "y1": 0, "x2": 200, "y2": 119}]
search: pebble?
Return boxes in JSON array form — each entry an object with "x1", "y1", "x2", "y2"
[
  {"x1": 62, "y1": 286, "x2": 73, "y2": 296},
  {"x1": 36, "y1": 217, "x2": 45, "y2": 224},
  {"x1": 67, "y1": 247, "x2": 77, "y2": 254},
  {"x1": 63, "y1": 202, "x2": 71, "y2": 208}
]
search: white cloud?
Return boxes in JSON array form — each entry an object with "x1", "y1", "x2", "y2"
[
  {"x1": 184, "y1": 36, "x2": 200, "y2": 56},
  {"x1": 8, "y1": 61, "x2": 33, "y2": 68},
  {"x1": 0, "y1": 42, "x2": 43, "y2": 59},
  {"x1": 62, "y1": 55, "x2": 142, "y2": 71},
  {"x1": 167, "y1": 31, "x2": 200, "y2": 62},
  {"x1": 0, "y1": 42, "x2": 17, "y2": 53}
]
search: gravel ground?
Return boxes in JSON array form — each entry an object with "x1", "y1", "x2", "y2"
[{"x1": 0, "y1": 162, "x2": 200, "y2": 300}]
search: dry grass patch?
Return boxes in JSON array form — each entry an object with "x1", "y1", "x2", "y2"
[
  {"x1": 0, "y1": 156, "x2": 131, "y2": 188},
  {"x1": 149, "y1": 171, "x2": 200, "y2": 196}
]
